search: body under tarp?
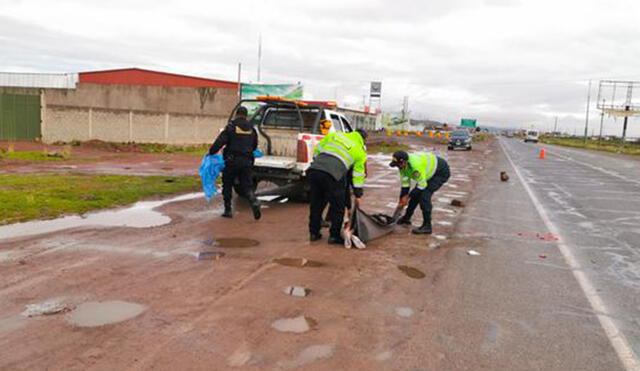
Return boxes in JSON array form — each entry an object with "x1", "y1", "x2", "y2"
[{"x1": 351, "y1": 207, "x2": 396, "y2": 243}]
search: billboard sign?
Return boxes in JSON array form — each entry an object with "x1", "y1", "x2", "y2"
[
  {"x1": 460, "y1": 118, "x2": 477, "y2": 128},
  {"x1": 370, "y1": 81, "x2": 381, "y2": 98},
  {"x1": 241, "y1": 83, "x2": 303, "y2": 100}
]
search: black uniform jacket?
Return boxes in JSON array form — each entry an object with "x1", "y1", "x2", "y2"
[{"x1": 208, "y1": 118, "x2": 258, "y2": 166}]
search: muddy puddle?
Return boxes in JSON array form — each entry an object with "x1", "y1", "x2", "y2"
[
  {"x1": 398, "y1": 265, "x2": 426, "y2": 279},
  {"x1": 274, "y1": 257, "x2": 324, "y2": 268},
  {"x1": 215, "y1": 238, "x2": 260, "y2": 248},
  {"x1": 0, "y1": 193, "x2": 202, "y2": 241},
  {"x1": 271, "y1": 315, "x2": 318, "y2": 333},
  {"x1": 197, "y1": 251, "x2": 226, "y2": 260},
  {"x1": 66, "y1": 300, "x2": 146, "y2": 327}
]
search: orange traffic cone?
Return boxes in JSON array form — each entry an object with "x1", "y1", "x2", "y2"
[{"x1": 539, "y1": 147, "x2": 545, "y2": 159}]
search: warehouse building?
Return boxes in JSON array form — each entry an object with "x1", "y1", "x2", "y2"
[{"x1": 0, "y1": 68, "x2": 239, "y2": 144}]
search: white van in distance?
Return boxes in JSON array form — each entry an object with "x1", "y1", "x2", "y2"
[{"x1": 524, "y1": 129, "x2": 539, "y2": 143}]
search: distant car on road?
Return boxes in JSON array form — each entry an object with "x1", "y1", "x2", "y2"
[
  {"x1": 448, "y1": 130, "x2": 472, "y2": 151},
  {"x1": 524, "y1": 129, "x2": 539, "y2": 143}
]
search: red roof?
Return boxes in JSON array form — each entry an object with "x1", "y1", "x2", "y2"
[{"x1": 79, "y1": 68, "x2": 238, "y2": 89}]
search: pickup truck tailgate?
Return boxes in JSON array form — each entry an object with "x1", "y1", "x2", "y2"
[{"x1": 255, "y1": 156, "x2": 297, "y2": 169}]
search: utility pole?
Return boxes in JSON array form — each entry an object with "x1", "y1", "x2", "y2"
[
  {"x1": 237, "y1": 62, "x2": 242, "y2": 100},
  {"x1": 553, "y1": 116, "x2": 558, "y2": 135},
  {"x1": 257, "y1": 33, "x2": 262, "y2": 83},
  {"x1": 620, "y1": 83, "x2": 633, "y2": 151},
  {"x1": 583, "y1": 79, "x2": 592, "y2": 144},
  {"x1": 598, "y1": 99, "x2": 605, "y2": 144}
]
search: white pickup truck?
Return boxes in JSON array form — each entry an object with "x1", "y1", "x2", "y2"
[{"x1": 228, "y1": 97, "x2": 355, "y2": 200}]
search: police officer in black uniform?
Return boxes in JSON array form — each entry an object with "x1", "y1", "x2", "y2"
[{"x1": 208, "y1": 106, "x2": 261, "y2": 220}]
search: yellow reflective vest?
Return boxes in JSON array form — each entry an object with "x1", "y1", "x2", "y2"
[
  {"x1": 399, "y1": 152, "x2": 438, "y2": 190},
  {"x1": 314, "y1": 131, "x2": 367, "y2": 188}
]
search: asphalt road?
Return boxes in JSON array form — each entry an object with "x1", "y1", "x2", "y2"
[{"x1": 491, "y1": 138, "x2": 640, "y2": 370}]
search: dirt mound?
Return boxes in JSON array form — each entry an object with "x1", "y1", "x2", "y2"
[{"x1": 81, "y1": 140, "x2": 142, "y2": 153}]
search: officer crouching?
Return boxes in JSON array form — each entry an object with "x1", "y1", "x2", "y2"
[{"x1": 308, "y1": 129, "x2": 367, "y2": 244}]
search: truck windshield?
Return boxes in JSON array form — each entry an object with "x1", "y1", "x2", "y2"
[{"x1": 527, "y1": 131, "x2": 538, "y2": 136}]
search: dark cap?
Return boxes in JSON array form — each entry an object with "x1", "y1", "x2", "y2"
[
  {"x1": 389, "y1": 150, "x2": 408, "y2": 167},
  {"x1": 236, "y1": 106, "x2": 248, "y2": 117},
  {"x1": 355, "y1": 128, "x2": 368, "y2": 141}
]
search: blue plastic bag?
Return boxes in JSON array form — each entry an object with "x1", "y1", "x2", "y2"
[
  {"x1": 253, "y1": 149, "x2": 264, "y2": 158},
  {"x1": 198, "y1": 154, "x2": 225, "y2": 201}
]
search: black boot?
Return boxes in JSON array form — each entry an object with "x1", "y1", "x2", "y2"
[
  {"x1": 397, "y1": 216, "x2": 412, "y2": 226},
  {"x1": 251, "y1": 201, "x2": 261, "y2": 220},
  {"x1": 222, "y1": 201, "x2": 232, "y2": 218},
  {"x1": 328, "y1": 236, "x2": 345, "y2": 245},
  {"x1": 412, "y1": 223, "x2": 432, "y2": 234},
  {"x1": 310, "y1": 232, "x2": 322, "y2": 241}
]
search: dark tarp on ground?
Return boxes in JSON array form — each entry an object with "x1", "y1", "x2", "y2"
[{"x1": 352, "y1": 207, "x2": 396, "y2": 243}]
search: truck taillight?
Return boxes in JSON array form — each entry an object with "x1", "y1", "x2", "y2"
[{"x1": 297, "y1": 139, "x2": 308, "y2": 163}]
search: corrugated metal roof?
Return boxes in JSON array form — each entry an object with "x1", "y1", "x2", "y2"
[
  {"x1": 0, "y1": 72, "x2": 78, "y2": 89},
  {"x1": 79, "y1": 68, "x2": 238, "y2": 88}
]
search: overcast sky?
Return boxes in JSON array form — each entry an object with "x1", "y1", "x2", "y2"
[{"x1": 1, "y1": 0, "x2": 639, "y2": 135}]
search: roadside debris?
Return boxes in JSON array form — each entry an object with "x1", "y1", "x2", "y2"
[
  {"x1": 500, "y1": 171, "x2": 509, "y2": 181},
  {"x1": 271, "y1": 315, "x2": 317, "y2": 333},
  {"x1": 395, "y1": 307, "x2": 414, "y2": 318},
  {"x1": 397, "y1": 265, "x2": 426, "y2": 279},
  {"x1": 517, "y1": 232, "x2": 559, "y2": 241},
  {"x1": 274, "y1": 257, "x2": 324, "y2": 268},
  {"x1": 450, "y1": 199, "x2": 465, "y2": 207},
  {"x1": 215, "y1": 238, "x2": 260, "y2": 248},
  {"x1": 22, "y1": 298, "x2": 72, "y2": 317},
  {"x1": 536, "y1": 233, "x2": 559, "y2": 241},
  {"x1": 539, "y1": 254, "x2": 547, "y2": 259},
  {"x1": 284, "y1": 286, "x2": 310, "y2": 297},
  {"x1": 467, "y1": 250, "x2": 481, "y2": 256}
]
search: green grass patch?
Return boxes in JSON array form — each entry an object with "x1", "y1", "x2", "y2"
[
  {"x1": 368, "y1": 140, "x2": 410, "y2": 154},
  {"x1": 0, "y1": 174, "x2": 200, "y2": 225},
  {"x1": 540, "y1": 137, "x2": 640, "y2": 156},
  {"x1": 1, "y1": 151, "x2": 68, "y2": 161},
  {"x1": 472, "y1": 133, "x2": 493, "y2": 142},
  {"x1": 134, "y1": 143, "x2": 210, "y2": 156}
]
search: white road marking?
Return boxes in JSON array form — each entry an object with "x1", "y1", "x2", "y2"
[
  {"x1": 548, "y1": 149, "x2": 640, "y2": 187},
  {"x1": 500, "y1": 139, "x2": 640, "y2": 371},
  {"x1": 364, "y1": 184, "x2": 389, "y2": 189},
  {"x1": 433, "y1": 207, "x2": 455, "y2": 214}
]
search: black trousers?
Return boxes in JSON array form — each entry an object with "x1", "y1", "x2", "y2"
[
  {"x1": 308, "y1": 169, "x2": 346, "y2": 238},
  {"x1": 404, "y1": 157, "x2": 451, "y2": 225},
  {"x1": 221, "y1": 158, "x2": 257, "y2": 209}
]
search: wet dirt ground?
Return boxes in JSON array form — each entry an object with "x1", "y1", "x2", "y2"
[
  {"x1": 0, "y1": 136, "x2": 491, "y2": 370},
  {"x1": 0, "y1": 141, "x2": 201, "y2": 176}
]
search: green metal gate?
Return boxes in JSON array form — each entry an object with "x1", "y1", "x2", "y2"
[{"x1": 0, "y1": 93, "x2": 41, "y2": 141}]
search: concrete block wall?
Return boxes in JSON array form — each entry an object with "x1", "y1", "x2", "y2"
[
  {"x1": 41, "y1": 82, "x2": 236, "y2": 144},
  {"x1": 42, "y1": 107, "x2": 225, "y2": 144}
]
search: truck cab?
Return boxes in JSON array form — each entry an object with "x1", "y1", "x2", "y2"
[{"x1": 227, "y1": 97, "x2": 354, "y2": 199}]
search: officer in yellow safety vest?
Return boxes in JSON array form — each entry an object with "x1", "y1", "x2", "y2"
[
  {"x1": 308, "y1": 129, "x2": 368, "y2": 244},
  {"x1": 389, "y1": 150, "x2": 450, "y2": 234}
]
